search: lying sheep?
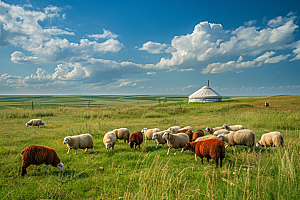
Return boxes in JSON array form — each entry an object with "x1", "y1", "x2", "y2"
[
  {"x1": 192, "y1": 129, "x2": 205, "y2": 141},
  {"x1": 129, "y1": 131, "x2": 143, "y2": 149},
  {"x1": 205, "y1": 127, "x2": 223, "y2": 134},
  {"x1": 213, "y1": 129, "x2": 230, "y2": 136},
  {"x1": 21, "y1": 145, "x2": 63, "y2": 176},
  {"x1": 103, "y1": 131, "x2": 117, "y2": 150},
  {"x1": 194, "y1": 135, "x2": 223, "y2": 142},
  {"x1": 141, "y1": 128, "x2": 161, "y2": 142},
  {"x1": 26, "y1": 119, "x2": 46, "y2": 127},
  {"x1": 174, "y1": 129, "x2": 193, "y2": 142},
  {"x1": 63, "y1": 134, "x2": 94, "y2": 155},
  {"x1": 152, "y1": 130, "x2": 170, "y2": 148},
  {"x1": 167, "y1": 126, "x2": 182, "y2": 133},
  {"x1": 256, "y1": 131, "x2": 284, "y2": 148},
  {"x1": 222, "y1": 124, "x2": 244, "y2": 131},
  {"x1": 181, "y1": 139, "x2": 225, "y2": 167},
  {"x1": 217, "y1": 129, "x2": 255, "y2": 152},
  {"x1": 162, "y1": 131, "x2": 189, "y2": 155},
  {"x1": 112, "y1": 128, "x2": 130, "y2": 144}
]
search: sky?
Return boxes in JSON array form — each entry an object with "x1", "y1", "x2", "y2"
[{"x1": 1, "y1": 0, "x2": 300, "y2": 96}]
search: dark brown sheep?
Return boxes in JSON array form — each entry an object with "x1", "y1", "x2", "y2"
[
  {"x1": 174, "y1": 129, "x2": 194, "y2": 142},
  {"x1": 21, "y1": 145, "x2": 63, "y2": 176},
  {"x1": 192, "y1": 129, "x2": 204, "y2": 141},
  {"x1": 182, "y1": 139, "x2": 225, "y2": 167},
  {"x1": 129, "y1": 131, "x2": 143, "y2": 149}
]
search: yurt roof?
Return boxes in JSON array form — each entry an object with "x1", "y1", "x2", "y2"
[{"x1": 189, "y1": 86, "x2": 222, "y2": 99}]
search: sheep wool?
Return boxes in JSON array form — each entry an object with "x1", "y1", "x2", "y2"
[
  {"x1": 174, "y1": 129, "x2": 193, "y2": 142},
  {"x1": 21, "y1": 145, "x2": 63, "y2": 176},
  {"x1": 192, "y1": 129, "x2": 204, "y2": 141},
  {"x1": 141, "y1": 128, "x2": 161, "y2": 142},
  {"x1": 63, "y1": 134, "x2": 94, "y2": 155},
  {"x1": 129, "y1": 131, "x2": 143, "y2": 149},
  {"x1": 218, "y1": 129, "x2": 255, "y2": 152},
  {"x1": 222, "y1": 124, "x2": 244, "y2": 131},
  {"x1": 26, "y1": 119, "x2": 46, "y2": 127},
  {"x1": 103, "y1": 131, "x2": 117, "y2": 150},
  {"x1": 194, "y1": 135, "x2": 223, "y2": 142},
  {"x1": 213, "y1": 129, "x2": 230, "y2": 136},
  {"x1": 162, "y1": 132, "x2": 189, "y2": 155},
  {"x1": 256, "y1": 131, "x2": 284, "y2": 148},
  {"x1": 152, "y1": 130, "x2": 170, "y2": 148},
  {"x1": 182, "y1": 139, "x2": 225, "y2": 167},
  {"x1": 181, "y1": 126, "x2": 194, "y2": 132},
  {"x1": 112, "y1": 128, "x2": 130, "y2": 144},
  {"x1": 205, "y1": 127, "x2": 223, "y2": 134},
  {"x1": 167, "y1": 126, "x2": 182, "y2": 133}
]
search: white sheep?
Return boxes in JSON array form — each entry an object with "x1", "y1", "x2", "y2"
[
  {"x1": 162, "y1": 132, "x2": 189, "y2": 155},
  {"x1": 112, "y1": 128, "x2": 130, "y2": 143},
  {"x1": 222, "y1": 124, "x2": 244, "y2": 131},
  {"x1": 103, "y1": 131, "x2": 117, "y2": 150},
  {"x1": 256, "y1": 131, "x2": 284, "y2": 148},
  {"x1": 217, "y1": 129, "x2": 255, "y2": 152},
  {"x1": 213, "y1": 129, "x2": 230, "y2": 136},
  {"x1": 26, "y1": 119, "x2": 46, "y2": 127},
  {"x1": 205, "y1": 127, "x2": 223, "y2": 134},
  {"x1": 63, "y1": 134, "x2": 94, "y2": 155},
  {"x1": 167, "y1": 126, "x2": 182, "y2": 133},
  {"x1": 152, "y1": 130, "x2": 171, "y2": 148},
  {"x1": 141, "y1": 128, "x2": 161, "y2": 142},
  {"x1": 194, "y1": 135, "x2": 223, "y2": 142}
]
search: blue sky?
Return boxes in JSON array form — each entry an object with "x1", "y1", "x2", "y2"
[{"x1": 1, "y1": 0, "x2": 300, "y2": 96}]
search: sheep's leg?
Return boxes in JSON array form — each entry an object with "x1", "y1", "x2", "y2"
[
  {"x1": 248, "y1": 147, "x2": 251, "y2": 152},
  {"x1": 194, "y1": 154, "x2": 198, "y2": 161},
  {"x1": 46, "y1": 165, "x2": 49, "y2": 173},
  {"x1": 207, "y1": 158, "x2": 210, "y2": 163},
  {"x1": 200, "y1": 157, "x2": 204, "y2": 165},
  {"x1": 232, "y1": 146, "x2": 236, "y2": 152},
  {"x1": 215, "y1": 159, "x2": 218, "y2": 168},
  {"x1": 85, "y1": 148, "x2": 88, "y2": 152},
  {"x1": 155, "y1": 143, "x2": 159, "y2": 149},
  {"x1": 123, "y1": 139, "x2": 126, "y2": 144},
  {"x1": 75, "y1": 149, "x2": 77, "y2": 155},
  {"x1": 220, "y1": 158, "x2": 223, "y2": 167},
  {"x1": 21, "y1": 165, "x2": 28, "y2": 176},
  {"x1": 225, "y1": 145, "x2": 228, "y2": 148},
  {"x1": 67, "y1": 148, "x2": 70, "y2": 154},
  {"x1": 252, "y1": 146, "x2": 255, "y2": 152},
  {"x1": 167, "y1": 147, "x2": 172, "y2": 155}
]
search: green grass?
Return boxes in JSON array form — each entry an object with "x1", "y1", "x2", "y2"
[{"x1": 0, "y1": 95, "x2": 300, "y2": 199}]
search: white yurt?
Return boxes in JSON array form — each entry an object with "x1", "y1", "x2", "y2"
[{"x1": 188, "y1": 81, "x2": 222, "y2": 103}]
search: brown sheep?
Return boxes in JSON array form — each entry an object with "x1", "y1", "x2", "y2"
[
  {"x1": 182, "y1": 139, "x2": 225, "y2": 167},
  {"x1": 129, "y1": 131, "x2": 143, "y2": 149},
  {"x1": 21, "y1": 145, "x2": 63, "y2": 176},
  {"x1": 192, "y1": 129, "x2": 204, "y2": 141},
  {"x1": 174, "y1": 129, "x2": 193, "y2": 142}
]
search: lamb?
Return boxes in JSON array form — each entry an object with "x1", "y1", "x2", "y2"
[
  {"x1": 167, "y1": 126, "x2": 182, "y2": 133},
  {"x1": 205, "y1": 126, "x2": 223, "y2": 134},
  {"x1": 26, "y1": 119, "x2": 46, "y2": 127},
  {"x1": 129, "y1": 131, "x2": 143, "y2": 149},
  {"x1": 194, "y1": 135, "x2": 223, "y2": 142},
  {"x1": 63, "y1": 133, "x2": 94, "y2": 155},
  {"x1": 141, "y1": 128, "x2": 161, "y2": 142},
  {"x1": 152, "y1": 130, "x2": 170, "y2": 148},
  {"x1": 256, "y1": 131, "x2": 284, "y2": 148},
  {"x1": 21, "y1": 145, "x2": 63, "y2": 176},
  {"x1": 162, "y1": 131, "x2": 189, "y2": 155},
  {"x1": 112, "y1": 128, "x2": 130, "y2": 144},
  {"x1": 222, "y1": 124, "x2": 244, "y2": 131},
  {"x1": 181, "y1": 139, "x2": 225, "y2": 167},
  {"x1": 103, "y1": 131, "x2": 117, "y2": 150},
  {"x1": 174, "y1": 129, "x2": 193, "y2": 142},
  {"x1": 213, "y1": 129, "x2": 230, "y2": 136},
  {"x1": 217, "y1": 129, "x2": 255, "y2": 152},
  {"x1": 192, "y1": 129, "x2": 205, "y2": 141}
]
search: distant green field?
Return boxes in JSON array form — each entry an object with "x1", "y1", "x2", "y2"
[{"x1": 0, "y1": 95, "x2": 299, "y2": 199}]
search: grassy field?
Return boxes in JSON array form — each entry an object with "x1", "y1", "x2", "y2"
[{"x1": 0, "y1": 95, "x2": 299, "y2": 199}]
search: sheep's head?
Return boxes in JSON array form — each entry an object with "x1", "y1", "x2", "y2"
[
  {"x1": 182, "y1": 143, "x2": 192, "y2": 152},
  {"x1": 63, "y1": 137, "x2": 71, "y2": 144},
  {"x1": 43, "y1": 123, "x2": 46, "y2": 127},
  {"x1": 162, "y1": 132, "x2": 170, "y2": 139},
  {"x1": 129, "y1": 141, "x2": 136, "y2": 149},
  {"x1": 106, "y1": 143, "x2": 111, "y2": 150},
  {"x1": 222, "y1": 124, "x2": 228, "y2": 129},
  {"x1": 57, "y1": 162, "x2": 63, "y2": 171},
  {"x1": 205, "y1": 127, "x2": 210, "y2": 132},
  {"x1": 256, "y1": 142, "x2": 262, "y2": 148},
  {"x1": 152, "y1": 133, "x2": 158, "y2": 140},
  {"x1": 141, "y1": 128, "x2": 147, "y2": 133}
]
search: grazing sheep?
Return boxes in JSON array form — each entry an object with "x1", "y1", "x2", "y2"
[
  {"x1": 217, "y1": 129, "x2": 255, "y2": 152},
  {"x1": 141, "y1": 128, "x2": 161, "y2": 142},
  {"x1": 112, "y1": 128, "x2": 130, "y2": 144},
  {"x1": 103, "y1": 131, "x2": 117, "y2": 150},
  {"x1": 21, "y1": 145, "x2": 63, "y2": 176},
  {"x1": 265, "y1": 101, "x2": 269, "y2": 107},
  {"x1": 205, "y1": 127, "x2": 223, "y2": 134},
  {"x1": 26, "y1": 119, "x2": 46, "y2": 127},
  {"x1": 129, "y1": 131, "x2": 143, "y2": 149},
  {"x1": 181, "y1": 139, "x2": 225, "y2": 167},
  {"x1": 167, "y1": 126, "x2": 182, "y2": 133},
  {"x1": 222, "y1": 124, "x2": 244, "y2": 131},
  {"x1": 174, "y1": 129, "x2": 193, "y2": 142},
  {"x1": 213, "y1": 129, "x2": 230, "y2": 136},
  {"x1": 152, "y1": 130, "x2": 170, "y2": 148},
  {"x1": 162, "y1": 132, "x2": 189, "y2": 155},
  {"x1": 63, "y1": 134, "x2": 94, "y2": 155},
  {"x1": 192, "y1": 129, "x2": 205, "y2": 141},
  {"x1": 256, "y1": 131, "x2": 284, "y2": 148},
  {"x1": 194, "y1": 135, "x2": 223, "y2": 142}
]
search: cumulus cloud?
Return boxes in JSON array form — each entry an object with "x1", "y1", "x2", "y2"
[
  {"x1": 139, "y1": 41, "x2": 173, "y2": 54},
  {"x1": 88, "y1": 29, "x2": 118, "y2": 39},
  {"x1": 180, "y1": 68, "x2": 195, "y2": 72}
]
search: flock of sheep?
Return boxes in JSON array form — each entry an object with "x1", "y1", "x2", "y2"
[{"x1": 21, "y1": 118, "x2": 284, "y2": 176}]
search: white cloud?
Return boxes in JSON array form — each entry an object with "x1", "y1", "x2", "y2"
[
  {"x1": 180, "y1": 68, "x2": 195, "y2": 72},
  {"x1": 264, "y1": 54, "x2": 290, "y2": 63},
  {"x1": 139, "y1": 41, "x2": 171, "y2": 54},
  {"x1": 88, "y1": 29, "x2": 118, "y2": 39},
  {"x1": 244, "y1": 20, "x2": 256, "y2": 26},
  {"x1": 147, "y1": 72, "x2": 156, "y2": 75}
]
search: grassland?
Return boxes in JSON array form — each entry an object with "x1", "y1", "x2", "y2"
[{"x1": 0, "y1": 95, "x2": 299, "y2": 199}]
